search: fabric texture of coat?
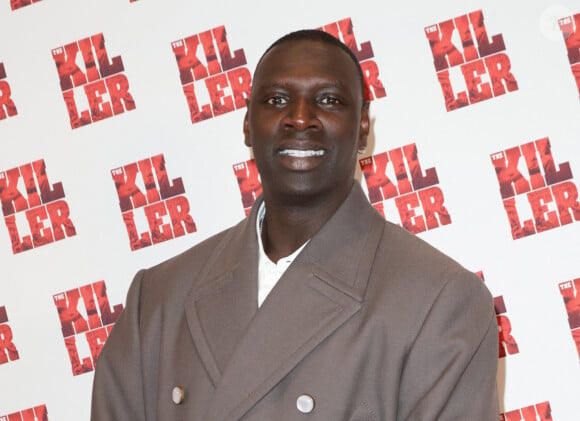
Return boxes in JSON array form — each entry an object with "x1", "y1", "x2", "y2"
[{"x1": 91, "y1": 182, "x2": 499, "y2": 420}]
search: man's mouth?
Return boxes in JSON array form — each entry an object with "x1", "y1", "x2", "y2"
[{"x1": 278, "y1": 149, "x2": 325, "y2": 158}]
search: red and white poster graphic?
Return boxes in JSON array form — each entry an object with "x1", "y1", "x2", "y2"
[
  {"x1": 476, "y1": 271, "x2": 519, "y2": 358},
  {"x1": 359, "y1": 143, "x2": 451, "y2": 234},
  {"x1": 558, "y1": 277, "x2": 580, "y2": 358},
  {"x1": 0, "y1": 159, "x2": 77, "y2": 254},
  {"x1": 425, "y1": 9, "x2": 518, "y2": 111},
  {"x1": 0, "y1": 405, "x2": 48, "y2": 421},
  {"x1": 0, "y1": 306, "x2": 20, "y2": 365},
  {"x1": 171, "y1": 25, "x2": 250, "y2": 124},
  {"x1": 559, "y1": 14, "x2": 580, "y2": 99},
  {"x1": 233, "y1": 159, "x2": 262, "y2": 216},
  {"x1": 10, "y1": 0, "x2": 42, "y2": 11},
  {"x1": 320, "y1": 17, "x2": 387, "y2": 101},
  {"x1": 500, "y1": 401, "x2": 552, "y2": 421},
  {"x1": 0, "y1": 62, "x2": 17, "y2": 121},
  {"x1": 491, "y1": 137, "x2": 579, "y2": 240},
  {"x1": 111, "y1": 154, "x2": 196, "y2": 251},
  {"x1": 53, "y1": 281, "x2": 122, "y2": 376},
  {"x1": 51, "y1": 33, "x2": 136, "y2": 129}
]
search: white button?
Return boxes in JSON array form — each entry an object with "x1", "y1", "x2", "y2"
[
  {"x1": 172, "y1": 386, "x2": 184, "y2": 405},
  {"x1": 296, "y1": 394, "x2": 315, "y2": 413}
]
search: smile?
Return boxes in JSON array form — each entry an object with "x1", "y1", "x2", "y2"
[{"x1": 278, "y1": 149, "x2": 325, "y2": 158}]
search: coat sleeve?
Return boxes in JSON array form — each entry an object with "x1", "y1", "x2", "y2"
[
  {"x1": 397, "y1": 270, "x2": 499, "y2": 421},
  {"x1": 90, "y1": 270, "x2": 148, "y2": 421}
]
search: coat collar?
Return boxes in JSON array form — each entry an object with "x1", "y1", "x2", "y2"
[{"x1": 184, "y1": 181, "x2": 385, "y2": 420}]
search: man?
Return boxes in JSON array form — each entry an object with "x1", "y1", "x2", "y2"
[{"x1": 91, "y1": 30, "x2": 498, "y2": 420}]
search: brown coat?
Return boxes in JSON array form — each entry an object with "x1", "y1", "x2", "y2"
[{"x1": 91, "y1": 182, "x2": 498, "y2": 420}]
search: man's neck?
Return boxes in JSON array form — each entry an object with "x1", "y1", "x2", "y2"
[{"x1": 260, "y1": 184, "x2": 352, "y2": 262}]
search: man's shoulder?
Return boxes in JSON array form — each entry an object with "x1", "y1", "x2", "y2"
[
  {"x1": 139, "y1": 218, "x2": 248, "y2": 295},
  {"x1": 378, "y1": 220, "x2": 466, "y2": 273},
  {"x1": 368, "y1": 220, "x2": 493, "y2": 340},
  {"x1": 374, "y1": 219, "x2": 486, "y2": 298}
]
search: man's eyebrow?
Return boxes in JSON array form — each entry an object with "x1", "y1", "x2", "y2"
[
  {"x1": 255, "y1": 82, "x2": 287, "y2": 89},
  {"x1": 316, "y1": 82, "x2": 345, "y2": 90},
  {"x1": 254, "y1": 81, "x2": 346, "y2": 90}
]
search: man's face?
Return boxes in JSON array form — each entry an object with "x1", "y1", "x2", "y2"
[{"x1": 244, "y1": 39, "x2": 369, "y2": 204}]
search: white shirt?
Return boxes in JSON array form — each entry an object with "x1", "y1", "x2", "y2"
[{"x1": 256, "y1": 202, "x2": 308, "y2": 307}]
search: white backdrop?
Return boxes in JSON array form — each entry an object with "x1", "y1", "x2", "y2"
[{"x1": 1, "y1": 0, "x2": 579, "y2": 419}]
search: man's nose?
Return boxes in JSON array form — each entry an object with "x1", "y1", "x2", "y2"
[{"x1": 283, "y1": 98, "x2": 321, "y2": 131}]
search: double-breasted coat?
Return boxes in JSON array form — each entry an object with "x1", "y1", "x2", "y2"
[{"x1": 91, "y1": 182, "x2": 498, "y2": 420}]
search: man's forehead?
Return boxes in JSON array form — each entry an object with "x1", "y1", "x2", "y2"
[
  {"x1": 258, "y1": 38, "x2": 348, "y2": 65},
  {"x1": 253, "y1": 39, "x2": 358, "y2": 82}
]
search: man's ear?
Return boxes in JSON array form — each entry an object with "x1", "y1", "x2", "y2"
[
  {"x1": 243, "y1": 99, "x2": 251, "y2": 147},
  {"x1": 358, "y1": 101, "x2": 370, "y2": 151}
]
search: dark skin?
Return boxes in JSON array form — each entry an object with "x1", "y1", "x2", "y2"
[{"x1": 244, "y1": 39, "x2": 370, "y2": 262}]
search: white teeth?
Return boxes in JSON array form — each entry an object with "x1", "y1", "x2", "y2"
[{"x1": 279, "y1": 149, "x2": 325, "y2": 158}]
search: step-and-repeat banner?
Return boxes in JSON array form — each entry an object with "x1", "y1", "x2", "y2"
[{"x1": 1, "y1": 0, "x2": 579, "y2": 419}]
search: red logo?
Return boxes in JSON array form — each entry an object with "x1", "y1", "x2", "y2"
[
  {"x1": 10, "y1": 0, "x2": 42, "y2": 10},
  {"x1": 558, "y1": 278, "x2": 580, "y2": 358},
  {"x1": 476, "y1": 272, "x2": 519, "y2": 358},
  {"x1": 0, "y1": 63, "x2": 17, "y2": 121},
  {"x1": 500, "y1": 401, "x2": 552, "y2": 421},
  {"x1": 233, "y1": 159, "x2": 262, "y2": 216},
  {"x1": 491, "y1": 137, "x2": 579, "y2": 239},
  {"x1": 0, "y1": 159, "x2": 77, "y2": 254},
  {"x1": 53, "y1": 281, "x2": 122, "y2": 376},
  {"x1": 425, "y1": 9, "x2": 518, "y2": 111},
  {"x1": 171, "y1": 25, "x2": 250, "y2": 124},
  {"x1": 359, "y1": 143, "x2": 451, "y2": 234},
  {"x1": 559, "y1": 14, "x2": 580, "y2": 98},
  {"x1": 51, "y1": 33, "x2": 136, "y2": 129},
  {"x1": 0, "y1": 306, "x2": 20, "y2": 365},
  {"x1": 112, "y1": 154, "x2": 196, "y2": 251},
  {"x1": 0, "y1": 405, "x2": 48, "y2": 421},
  {"x1": 320, "y1": 17, "x2": 387, "y2": 101}
]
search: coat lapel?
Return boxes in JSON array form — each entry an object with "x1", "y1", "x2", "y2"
[
  {"x1": 201, "y1": 182, "x2": 386, "y2": 421},
  {"x1": 184, "y1": 209, "x2": 259, "y2": 386}
]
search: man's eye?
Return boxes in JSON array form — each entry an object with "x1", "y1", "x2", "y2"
[
  {"x1": 265, "y1": 96, "x2": 287, "y2": 105},
  {"x1": 319, "y1": 96, "x2": 341, "y2": 105}
]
